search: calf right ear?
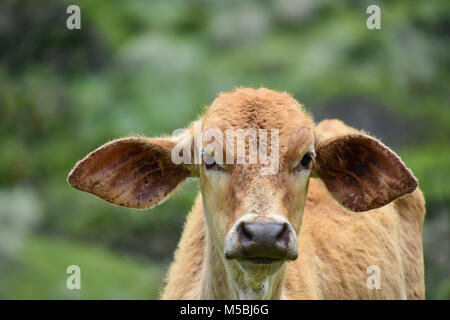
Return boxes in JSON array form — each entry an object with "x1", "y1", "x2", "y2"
[
  {"x1": 314, "y1": 134, "x2": 417, "y2": 212},
  {"x1": 68, "y1": 137, "x2": 190, "y2": 209}
]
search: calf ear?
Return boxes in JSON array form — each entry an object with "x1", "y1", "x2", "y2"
[
  {"x1": 314, "y1": 134, "x2": 418, "y2": 212},
  {"x1": 68, "y1": 137, "x2": 190, "y2": 209}
]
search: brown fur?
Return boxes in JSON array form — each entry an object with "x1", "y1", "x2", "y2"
[
  {"x1": 161, "y1": 90, "x2": 425, "y2": 299},
  {"x1": 162, "y1": 185, "x2": 425, "y2": 299},
  {"x1": 68, "y1": 88, "x2": 425, "y2": 299}
]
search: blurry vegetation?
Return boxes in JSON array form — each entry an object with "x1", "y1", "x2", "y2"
[
  {"x1": 0, "y1": 0, "x2": 448, "y2": 299},
  {"x1": 3, "y1": 236, "x2": 165, "y2": 299}
]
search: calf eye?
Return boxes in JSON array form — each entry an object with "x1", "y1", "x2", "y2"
[
  {"x1": 294, "y1": 151, "x2": 315, "y2": 173},
  {"x1": 301, "y1": 153, "x2": 313, "y2": 168},
  {"x1": 202, "y1": 151, "x2": 225, "y2": 172},
  {"x1": 205, "y1": 159, "x2": 225, "y2": 171}
]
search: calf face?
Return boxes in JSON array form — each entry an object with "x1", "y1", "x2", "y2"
[{"x1": 68, "y1": 88, "x2": 417, "y2": 289}]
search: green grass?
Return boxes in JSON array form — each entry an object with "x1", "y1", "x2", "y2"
[{"x1": 3, "y1": 235, "x2": 167, "y2": 299}]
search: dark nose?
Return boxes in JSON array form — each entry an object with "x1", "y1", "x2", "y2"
[{"x1": 235, "y1": 222, "x2": 296, "y2": 260}]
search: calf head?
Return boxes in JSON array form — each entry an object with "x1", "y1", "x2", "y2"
[{"x1": 68, "y1": 88, "x2": 417, "y2": 296}]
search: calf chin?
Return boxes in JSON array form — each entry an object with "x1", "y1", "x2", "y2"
[{"x1": 236, "y1": 258, "x2": 285, "y2": 276}]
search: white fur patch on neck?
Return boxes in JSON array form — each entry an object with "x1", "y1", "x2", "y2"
[
  {"x1": 236, "y1": 279, "x2": 270, "y2": 299},
  {"x1": 223, "y1": 258, "x2": 283, "y2": 300}
]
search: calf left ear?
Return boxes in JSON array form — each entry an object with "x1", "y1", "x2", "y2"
[
  {"x1": 314, "y1": 134, "x2": 418, "y2": 212},
  {"x1": 68, "y1": 137, "x2": 190, "y2": 209}
]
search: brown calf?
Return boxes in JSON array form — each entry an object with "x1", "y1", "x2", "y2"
[{"x1": 68, "y1": 88, "x2": 425, "y2": 299}]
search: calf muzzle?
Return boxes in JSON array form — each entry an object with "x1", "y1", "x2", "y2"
[{"x1": 225, "y1": 221, "x2": 298, "y2": 262}]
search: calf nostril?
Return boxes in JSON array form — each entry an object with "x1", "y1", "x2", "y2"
[
  {"x1": 276, "y1": 223, "x2": 290, "y2": 248},
  {"x1": 275, "y1": 223, "x2": 286, "y2": 238},
  {"x1": 239, "y1": 222, "x2": 253, "y2": 242}
]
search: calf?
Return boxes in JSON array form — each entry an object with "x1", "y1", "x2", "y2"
[{"x1": 68, "y1": 88, "x2": 425, "y2": 299}]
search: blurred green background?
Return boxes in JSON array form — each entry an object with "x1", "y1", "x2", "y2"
[{"x1": 0, "y1": 0, "x2": 449, "y2": 299}]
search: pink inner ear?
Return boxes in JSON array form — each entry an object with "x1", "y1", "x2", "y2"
[{"x1": 315, "y1": 135, "x2": 417, "y2": 212}]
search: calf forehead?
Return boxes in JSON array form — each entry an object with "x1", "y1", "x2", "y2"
[
  {"x1": 202, "y1": 88, "x2": 314, "y2": 150},
  {"x1": 230, "y1": 164, "x2": 291, "y2": 202}
]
